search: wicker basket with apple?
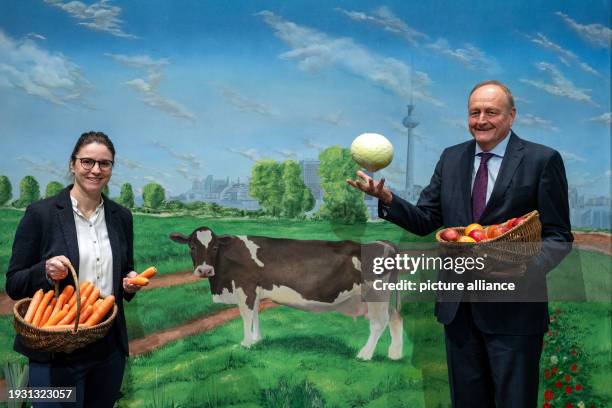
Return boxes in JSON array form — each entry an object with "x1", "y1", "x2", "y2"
[{"x1": 435, "y1": 210, "x2": 542, "y2": 266}]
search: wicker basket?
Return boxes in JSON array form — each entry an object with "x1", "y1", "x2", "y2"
[
  {"x1": 435, "y1": 210, "x2": 542, "y2": 265},
  {"x1": 12, "y1": 263, "x2": 117, "y2": 353}
]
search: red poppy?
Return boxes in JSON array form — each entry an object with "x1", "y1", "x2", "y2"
[
  {"x1": 565, "y1": 374, "x2": 571, "y2": 382},
  {"x1": 552, "y1": 367, "x2": 558, "y2": 374},
  {"x1": 565, "y1": 385, "x2": 573, "y2": 394},
  {"x1": 575, "y1": 384, "x2": 582, "y2": 391},
  {"x1": 565, "y1": 403, "x2": 574, "y2": 408},
  {"x1": 555, "y1": 380, "x2": 562, "y2": 389},
  {"x1": 570, "y1": 363, "x2": 578, "y2": 372},
  {"x1": 543, "y1": 404, "x2": 551, "y2": 408},
  {"x1": 544, "y1": 369, "x2": 551, "y2": 379},
  {"x1": 544, "y1": 389, "x2": 554, "y2": 401}
]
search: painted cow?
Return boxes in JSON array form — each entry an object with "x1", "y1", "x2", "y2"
[{"x1": 170, "y1": 227, "x2": 403, "y2": 360}]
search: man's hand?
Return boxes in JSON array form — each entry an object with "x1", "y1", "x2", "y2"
[
  {"x1": 123, "y1": 271, "x2": 141, "y2": 294},
  {"x1": 347, "y1": 170, "x2": 393, "y2": 205},
  {"x1": 45, "y1": 255, "x2": 70, "y2": 281}
]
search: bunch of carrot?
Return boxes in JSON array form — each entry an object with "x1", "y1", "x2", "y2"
[{"x1": 23, "y1": 281, "x2": 115, "y2": 331}]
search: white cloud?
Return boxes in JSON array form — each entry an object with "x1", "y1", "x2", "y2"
[
  {"x1": 115, "y1": 157, "x2": 145, "y2": 170},
  {"x1": 587, "y1": 112, "x2": 612, "y2": 125},
  {"x1": 514, "y1": 96, "x2": 532, "y2": 104},
  {"x1": 226, "y1": 147, "x2": 260, "y2": 162},
  {"x1": 257, "y1": 10, "x2": 443, "y2": 107},
  {"x1": 107, "y1": 53, "x2": 196, "y2": 122},
  {"x1": 26, "y1": 33, "x2": 46, "y2": 41},
  {"x1": 274, "y1": 149, "x2": 298, "y2": 159},
  {"x1": 520, "y1": 62, "x2": 597, "y2": 106},
  {"x1": 336, "y1": 6, "x2": 428, "y2": 46},
  {"x1": 44, "y1": 0, "x2": 137, "y2": 39},
  {"x1": 559, "y1": 150, "x2": 586, "y2": 163},
  {"x1": 15, "y1": 156, "x2": 67, "y2": 180},
  {"x1": 316, "y1": 110, "x2": 348, "y2": 126},
  {"x1": 526, "y1": 32, "x2": 601, "y2": 77},
  {"x1": 426, "y1": 38, "x2": 500, "y2": 73},
  {"x1": 515, "y1": 113, "x2": 559, "y2": 132},
  {"x1": 218, "y1": 86, "x2": 276, "y2": 116},
  {"x1": 151, "y1": 140, "x2": 202, "y2": 168},
  {"x1": 303, "y1": 137, "x2": 327, "y2": 152},
  {"x1": 0, "y1": 30, "x2": 92, "y2": 106},
  {"x1": 555, "y1": 11, "x2": 612, "y2": 48},
  {"x1": 442, "y1": 118, "x2": 467, "y2": 131}
]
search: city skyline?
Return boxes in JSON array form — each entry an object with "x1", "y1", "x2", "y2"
[{"x1": 0, "y1": 0, "x2": 610, "y2": 201}]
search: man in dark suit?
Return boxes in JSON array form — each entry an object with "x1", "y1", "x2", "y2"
[{"x1": 348, "y1": 80, "x2": 572, "y2": 407}]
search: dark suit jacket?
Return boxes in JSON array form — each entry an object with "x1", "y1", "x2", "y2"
[
  {"x1": 6, "y1": 186, "x2": 135, "y2": 361},
  {"x1": 379, "y1": 132, "x2": 573, "y2": 335}
]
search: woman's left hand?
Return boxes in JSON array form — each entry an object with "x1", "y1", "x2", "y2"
[{"x1": 123, "y1": 271, "x2": 141, "y2": 294}]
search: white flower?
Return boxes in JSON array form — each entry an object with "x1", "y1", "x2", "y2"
[
  {"x1": 551, "y1": 355, "x2": 559, "y2": 365},
  {"x1": 577, "y1": 401, "x2": 585, "y2": 408},
  {"x1": 563, "y1": 356, "x2": 568, "y2": 362}
]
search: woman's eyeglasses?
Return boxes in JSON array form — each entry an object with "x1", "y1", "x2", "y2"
[{"x1": 75, "y1": 157, "x2": 114, "y2": 171}]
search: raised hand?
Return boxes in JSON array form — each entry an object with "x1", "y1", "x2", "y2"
[{"x1": 346, "y1": 170, "x2": 393, "y2": 205}]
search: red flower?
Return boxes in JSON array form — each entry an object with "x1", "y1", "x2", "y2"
[
  {"x1": 565, "y1": 385, "x2": 573, "y2": 394},
  {"x1": 544, "y1": 368, "x2": 551, "y2": 379},
  {"x1": 552, "y1": 367, "x2": 558, "y2": 374},
  {"x1": 555, "y1": 380, "x2": 562, "y2": 389},
  {"x1": 543, "y1": 404, "x2": 551, "y2": 408},
  {"x1": 544, "y1": 389, "x2": 554, "y2": 401},
  {"x1": 575, "y1": 384, "x2": 582, "y2": 391},
  {"x1": 570, "y1": 363, "x2": 578, "y2": 372},
  {"x1": 565, "y1": 374, "x2": 571, "y2": 382},
  {"x1": 565, "y1": 403, "x2": 574, "y2": 408}
]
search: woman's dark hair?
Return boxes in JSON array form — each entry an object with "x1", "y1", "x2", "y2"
[{"x1": 69, "y1": 131, "x2": 116, "y2": 167}]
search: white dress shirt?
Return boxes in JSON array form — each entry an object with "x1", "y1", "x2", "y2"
[
  {"x1": 70, "y1": 195, "x2": 114, "y2": 297},
  {"x1": 471, "y1": 132, "x2": 511, "y2": 205}
]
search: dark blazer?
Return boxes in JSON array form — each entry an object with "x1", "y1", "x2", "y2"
[
  {"x1": 6, "y1": 186, "x2": 135, "y2": 361},
  {"x1": 379, "y1": 132, "x2": 573, "y2": 334}
]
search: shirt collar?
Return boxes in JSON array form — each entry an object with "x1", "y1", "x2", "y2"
[
  {"x1": 70, "y1": 195, "x2": 104, "y2": 216},
  {"x1": 475, "y1": 131, "x2": 511, "y2": 158}
]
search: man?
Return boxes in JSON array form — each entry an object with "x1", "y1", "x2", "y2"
[{"x1": 348, "y1": 80, "x2": 572, "y2": 407}]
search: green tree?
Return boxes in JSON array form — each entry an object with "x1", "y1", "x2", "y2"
[
  {"x1": 142, "y1": 182, "x2": 165, "y2": 209},
  {"x1": 249, "y1": 160, "x2": 284, "y2": 217},
  {"x1": 102, "y1": 184, "x2": 110, "y2": 197},
  {"x1": 0, "y1": 175, "x2": 12, "y2": 206},
  {"x1": 281, "y1": 160, "x2": 314, "y2": 218},
  {"x1": 44, "y1": 181, "x2": 64, "y2": 198},
  {"x1": 317, "y1": 146, "x2": 368, "y2": 224},
  {"x1": 118, "y1": 183, "x2": 135, "y2": 208},
  {"x1": 13, "y1": 175, "x2": 40, "y2": 208}
]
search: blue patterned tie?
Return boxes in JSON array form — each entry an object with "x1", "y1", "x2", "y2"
[{"x1": 472, "y1": 153, "x2": 493, "y2": 222}]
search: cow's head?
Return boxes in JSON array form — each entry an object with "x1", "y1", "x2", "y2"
[{"x1": 170, "y1": 227, "x2": 218, "y2": 278}]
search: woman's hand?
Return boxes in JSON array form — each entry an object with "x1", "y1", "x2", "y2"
[
  {"x1": 347, "y1": 170, "x2": 393, "y2": 204},
  {"x1": 123, "y1": 271, "x2": 141, "y2": 294},
  {"x1": 45, "y1": 255, "x2": 70, "y2": 281}
]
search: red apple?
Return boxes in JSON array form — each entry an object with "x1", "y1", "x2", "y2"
[
  {"x1": 468, "y1": 229, "x2": 486, "y2": 242},
  {"x1": 440, "y1": 228, "x2": 460, "y2": 242},
  {"x1": 506, "y1": 217, "x2": 526, "y2": 229},
  {"x1": 498, "y1": 224, "x2": 510, "y2": 234},
  {"x1": 485, "y1": 224, "x2": 503, "y2": 239}
]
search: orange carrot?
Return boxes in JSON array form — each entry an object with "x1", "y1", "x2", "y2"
[
  {"x1": 78, "y1": 305, "x2": 94, "y2": 324},
  {"x1": 129, "y1": 276, "x2": 149, "y2": 286},
  {"x1": 85, "y1": 288, "x2": 100, "y2": 308},
  {"x1": 85, "y1": 296, "x2": 115, "y2": 326},
  {"x1": 50, "y1": 293, "x2": 67, "y2": 318},
  {"x1": 32, "y1": 290, "x2": 54, "y2": 327},
  {"x1": 60, "y1": 285, "x2": 75, "y2": 299},
  {"x1": 43, "y1": 309, "x2": 67, "y2": 327},
  {"x1": 24, "y1": 289, "x2": 44, "y2": 323},
  {"x1": 59, "y1": 307, "x2": 77, "y2": 325},
  {"x1": 139, "y1": 266, "x2": 157, "y2": 279},
  {"x1": 39, "y1": 300, "x2": 55, "y2": 327},
  {"x1": 69, "y1": 282, "x2": 90, "y2": 308},
  {"x1": 81, "y1": 283, "x2": 94, "y2": 300}
]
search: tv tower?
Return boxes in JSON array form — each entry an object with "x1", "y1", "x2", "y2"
[{"x1": 402, "y1": 103, "x2": 418, "y2": 199}]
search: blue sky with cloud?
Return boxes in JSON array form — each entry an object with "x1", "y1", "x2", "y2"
[{"x1": 0, "y1": 0, "x2": 610, "y2": 198}]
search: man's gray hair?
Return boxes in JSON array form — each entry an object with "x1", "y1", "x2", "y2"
[{"x1": 468, "y1": 80, "x2": 515, "y2": 109}]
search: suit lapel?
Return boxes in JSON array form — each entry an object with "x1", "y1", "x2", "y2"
[
  {"x1": 104, "y1": 199, "x2": 121, "y2": 294},
  {"x1": 56, "y1": 188, "x2": 80, "y2": 279},
  {"x1": 480, "y1": 132, "x2": 525, "y2": 221},
  {"x1": 461, "y1": 140, "x2": 476, "y2": 224}
]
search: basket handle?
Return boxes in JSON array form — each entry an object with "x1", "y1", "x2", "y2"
[{"x1": 58, "y1": 262, "x2": 82, "y2": 333}]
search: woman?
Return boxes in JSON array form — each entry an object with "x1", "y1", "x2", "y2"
[{"x1": 6, "y1": 131, "x2": 141, "y2": 407}]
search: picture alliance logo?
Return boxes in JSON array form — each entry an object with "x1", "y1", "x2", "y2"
[{"x1": 372, "y1": 253, "x2": 486, "y2": 275}]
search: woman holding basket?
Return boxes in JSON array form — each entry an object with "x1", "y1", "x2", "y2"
[{"x1": 6, "y1": 131, "x2": 142, "y2": 407}]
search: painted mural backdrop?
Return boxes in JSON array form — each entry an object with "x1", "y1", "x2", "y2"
[{"x1": 0, "y1": 1, "x2": 610, "y2": 407}]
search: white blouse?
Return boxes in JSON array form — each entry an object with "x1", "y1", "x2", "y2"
[{"x1": 70, "y1": 195, "x2": 114, "y2": 297}]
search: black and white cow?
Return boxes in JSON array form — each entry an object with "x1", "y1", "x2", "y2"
[{"x1": 170, "y1": 227, "x2": 402, "y2": 360}]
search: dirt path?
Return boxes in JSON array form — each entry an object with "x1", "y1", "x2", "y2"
[
  {"x1": 129, "y1": 299, "x2": 277, "y2": 356},
  {"x1": 572, "y1": 231, "x2": 612, "y2": 256}
]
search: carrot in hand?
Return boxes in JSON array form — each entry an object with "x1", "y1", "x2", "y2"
[
  {"x1": 32, "y1": 290, "x2": 54, "y2": 327},
  {"x1": 139, "y1": 266, "x2": 157, "y2": 279},
  {"x1": 24, "y1": 289, "x2": 44, "y2": 323},
  {"x1": 129, "y1": 276, "x2": 149, "y2": 286}
]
